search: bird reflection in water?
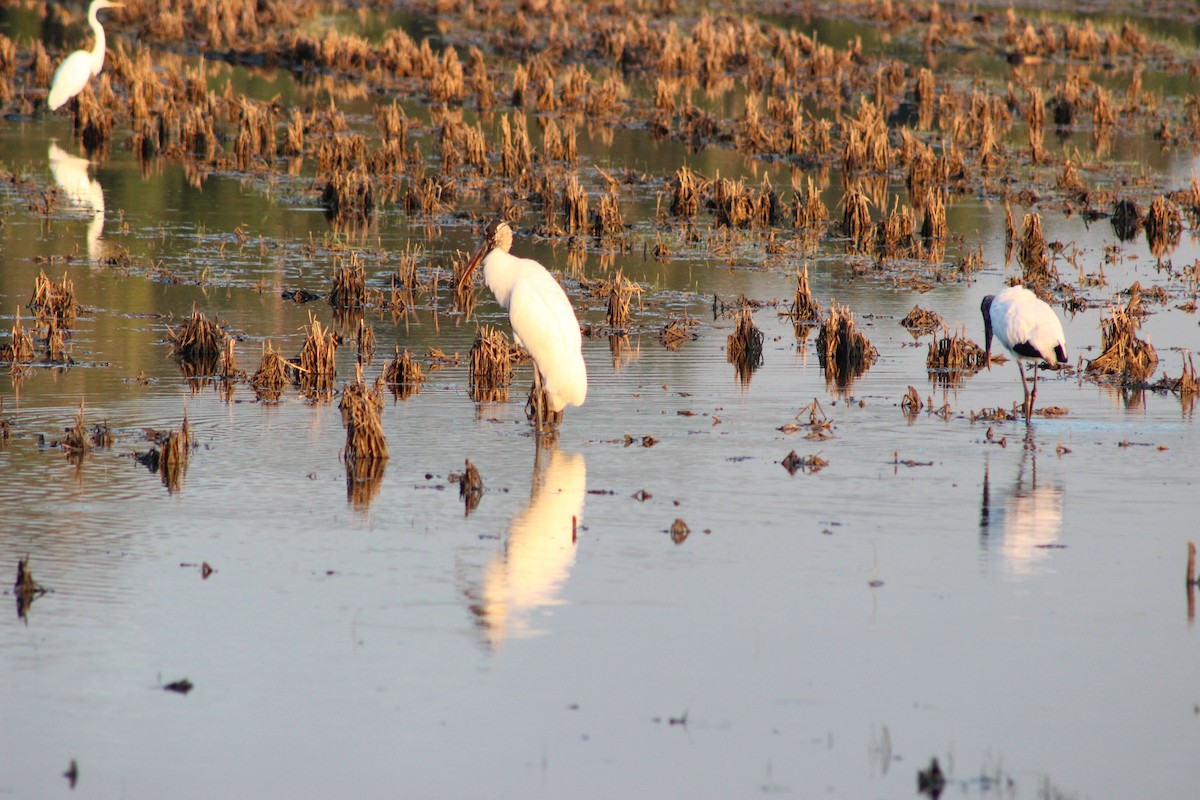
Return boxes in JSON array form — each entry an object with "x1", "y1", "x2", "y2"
[
  {"x1": 979, "y1": 434, "x2": 1064, "y2": 576},
  {"x1": 48, "y1": 142, "x2": 106, "y2": 261},
  {"x1": 472, "y1": 447, "x2": 586, "y2": 649}
]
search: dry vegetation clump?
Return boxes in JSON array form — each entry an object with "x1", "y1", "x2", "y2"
[
  {"x1": 28, "y1": 271, "x2": 81, "y2": 328},
  {"x1": 458, "y1": 458, "x2": 484, "y2": 515},
  {"x1": 61, "y1": 400, "x2": 110, "y2": 456},
  {"x1": 329, "y1": 253, "x2": 367, "y2": 309},
  {"x1": 792, "y1": 177, "x2": 829, "y2": 233},
  {"x1": 1016, "y1": 213, "x2": 1057, "y2": 288},
  {"x1": 1086, "y1": 292, "x2": 1159, "y2": 384},
  {"x1": 564, "y1": 173, "x2": 589, "y2": 234},
  {"x1": 166, "y1": 309, "x2": 228, "y2": 372},
  {"x1": 659, "y1": 313, "x2": 699, "y2": 350},
  {"x1": 784, "y1": 265, "x2": 821, "y2": 323},
  {"x1": 592, "y1": 180, "x2": 625, "y2": 237},
  {"x1": 2, "y1": 308, "x2": 35, "y2": 366},
  {"x1": 926, "y1": 327, "x2": 989, "y2": 372},
  {"x1": 842, "y1": 185, "x2": 874, "y2": 252},
  {"x1": 381, "y1": 346, "x2": 427, "y2": 400},
  {"x1": 1144, "y1": 195, "x2": 1182, "y2": 261},
  {"x1": 781, "y1": 449, "x2": 828, "y2": 475},
  {"x1": 816, "y1": 301, "x2": 878, "y2": 387},
  {"x1": 298, "y1": 314, "x2": 339, "y2": 398},
  {"x1": 605, "y1": 270, "x2": 642, "y2": 331},
  {"x1": 668, "y1": 166, "x2": 707, "y2": 217},
  {"x1": 468, "y1": 325, "x2": 516, "y2": 403},
  {"x1": 321, "y1": 166, "x2": 376, "y2": 224},
  {"x1": 154, "y1": 417, "x2": 192, "y2": 493},
  {"x1": 899, "y1": 305, "x2": 943, "y2": 333},
  {"x1": 251, "y1": 341, "x2": 291, "y2": 403},
  {"x1": 339, "y1": 365, "x2": 388, "y2": 467},
  {"x1": 726, "y1": 307, "x2": 764, "y2": 386}
]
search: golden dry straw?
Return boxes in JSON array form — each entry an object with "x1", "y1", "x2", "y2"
[
  {"x1": 792, "y1": 177, "x2": 829, "y2": 232},
  {"x1": 817, "y1": 301, "x2": 878, "y2": 386},
  {"x1": 29, "y1": 270, "x2": 80, "y2": 328},
  {"x1": 251, "y1": 341, "x2": 291, "y2": 402},
  {"x1": 605, "y1": 270, "x2": 642, "y2": 331},
  {"x1": 1145, "y1": 195, "x2": 1182, "y2": 261},
  {"x1": 659, "y1": 314, "x2": 698, "y2": 350},
  {"x1": 339, "y1": 365, "x2": 388, "y2": 467},
  {"x1": 899, "y1": 305, "x2": 943, "y2": 333},
  {"x1": 298, "y1": 313, "x2": 339, "y2": 396},
  {"x1": 785, "y1": 265, "x2": 822, "y2": 323},
  {"x1": 329, "y1": 253, "x2": 368, "y2": 309},
  {"x1": 2, "y1": 308, "x2": 34, "y2": 365},
  {"x1": 668, "y1": 166, "x2": 706, "y2": 217},
  {"x1": 159, "y1": 417, "x2": 191, "y2": 493},
  {"x1": 468, "y1": 325, "x2": 516, "y2": 403},
  {"x1": 167, "y1": 309, "x2": 228, "y2": 368},
  {"x1": 727, "y1": 308, "x2": 764, "y2": 385},
  {"x1": 592, "y1": 180, "x2": 624, "y2": 237},
  {"x1": 842, "y1": 185, "x2": 874, "y2": 252},
  {"x1": 1086, "y1": 292, "x2": 1159, "y2": 384},
  {"x1": 926, "y1": 327, "x2": 989, "y2": 371},
  {"x1": 1017, "y1": 212, "x2": 1057, "y2": 287},
  {"x1": 61, "y1": 400, "x2": 110, "y2": 454},
  {"x1": 381, "y1": 346, "x2": 427, "y2": 400}
]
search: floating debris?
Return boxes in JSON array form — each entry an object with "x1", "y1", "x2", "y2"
[
  {"x1": 782, "y1": 450, "x2": 828, "y2": 475},
  {"x1": 162, "y1": 678, "x2": 193, "y2": 695},
  {"x1": 458, "y1": 458, "x2": 483, "y2": 515},
  {"x1": 669, "y1": 518, "x2": 690, "y2": 545},
  {"x1": 63, "y1": 759, "x2": 78, "y2": 790},
  {"x1": 917, "y1": 757, "x2": 945, "y2": 799},
  {"x1": 15, "y1": 556, "x2": 46, "y2": 620},
  {"x1": 659, "y1": 313, "x2": 698, "y2": 350}
]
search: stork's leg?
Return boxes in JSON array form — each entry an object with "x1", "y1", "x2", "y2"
[
  {"x1": 1029, "y1": 362, "x2": 1040, "y2": 418},
  {"x1": 1018, "y1": 361, "x2": 1032, "y2": 421},
  {"x1": 530, "y1": 368, "x2": 546, "y2": 430}
]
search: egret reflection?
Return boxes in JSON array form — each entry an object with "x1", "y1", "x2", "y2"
[
  {"x1": 475, "y1": 447, "x2": 586, "y2": 649},
  {"x1": 48, "y1": 142, "x2": 106, "y2": 261},
  {"x1": 979, "y1": 445, "x2": 1064, "y2": 577}
]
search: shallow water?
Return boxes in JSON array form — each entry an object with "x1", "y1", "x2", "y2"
[{"x1": 3, "y1": 7, "x2": 1200, "y2": 800}]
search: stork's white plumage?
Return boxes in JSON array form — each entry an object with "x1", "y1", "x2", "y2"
[
  {"x1": 465, "y1": 220, "x2": 587, "y2": 426},
  {"x1": 981, "y1": 285, "x2": 1067, "y2": 420},
  {"x1": 47, "y1": 1, "x2": 124, "y2": 111}
]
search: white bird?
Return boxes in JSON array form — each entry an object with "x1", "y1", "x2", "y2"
[
  {"x1": 47, "y1": 0, "x2": 125, "y2": 112},
  {"x1": 981, "y1": 284, "x2": 1067, "y2": 420},
  {"x1": 464, "y1": 220, "x2": 587, "y2": 428}
]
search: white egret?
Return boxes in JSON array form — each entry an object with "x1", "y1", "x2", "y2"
[
  {"x1": 981, "y1": 284, "x2": 1067, "y2": 420},
  {"x1": 47, "y1": 0, "x2": 125, "y2": 112},
  {"x1": 48, "y1": 142, "x2": 106, "y2": 260},
  {"x1": 464, "y1": 220, "x2": 587, "y2": 428}
]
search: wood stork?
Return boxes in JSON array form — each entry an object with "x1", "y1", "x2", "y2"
[
  {"x1": 47, "y1": 1, "x2": 124, "y2": 112},
  {"x1": 464, "y1": 220, "x2": 587, "y2": 429},
  {"x1": 981, "y1": 284, "x2": 1067, "y2": 421}
]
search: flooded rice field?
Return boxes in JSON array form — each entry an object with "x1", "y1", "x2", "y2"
[{"x1": 2, "y1": 0, "x2": 1200, "y2": 797}]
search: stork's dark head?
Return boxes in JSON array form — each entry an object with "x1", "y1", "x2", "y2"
[{"x1": 980, "y1": 294, "x2": 995, "y2": 371}]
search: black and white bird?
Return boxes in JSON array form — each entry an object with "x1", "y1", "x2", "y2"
[{"x1": 981, "y1": 285, "x2": 1067, "y2": 420}]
